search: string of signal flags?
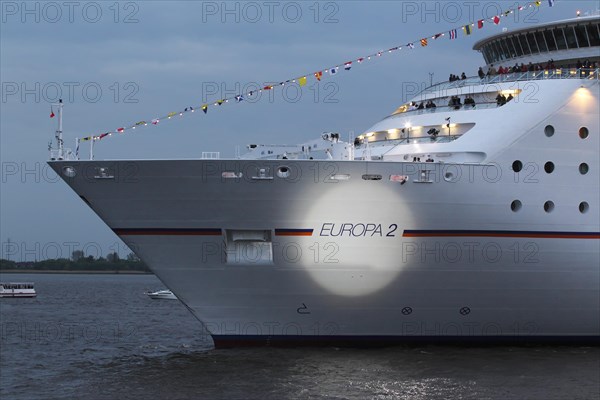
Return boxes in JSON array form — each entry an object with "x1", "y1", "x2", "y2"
[{"x1": 63, "y1": 0, "x2": 554, "y2": 147}]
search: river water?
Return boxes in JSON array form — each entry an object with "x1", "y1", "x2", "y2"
[{"x1": 1, "y1": 273, "x2": 598, "y2": 399}]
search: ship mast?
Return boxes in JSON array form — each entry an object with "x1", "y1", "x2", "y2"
[
  {"x1": 49, "y1": 99, "x2": 65, "y2": 160},
  {"x1": 55, "y1": 99, "x2": 64, "y2": 159}
]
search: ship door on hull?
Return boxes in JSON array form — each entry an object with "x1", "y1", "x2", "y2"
[{"x1": 225, "y1": 229, "x2": 273, "y2": 265}]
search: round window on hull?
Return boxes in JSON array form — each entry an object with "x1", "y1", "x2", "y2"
[
  {"x1": 277, "y1": 166, "x2": 291, "y2": 179},
  {"x1": 512, "y1": 160, "x2": 523, "y2": 173},
  {"x1": 511, "y1": 200, "x2": 522, "y2": 212}
]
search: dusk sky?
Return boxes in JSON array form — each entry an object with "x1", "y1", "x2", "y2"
[{"x1": 1, "y1": 0, "x2": 597, "y2": 261}]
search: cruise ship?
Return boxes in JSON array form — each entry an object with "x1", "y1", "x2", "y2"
[{"x1": 48, "y1": 15, "x2": 599, "y2": 347}]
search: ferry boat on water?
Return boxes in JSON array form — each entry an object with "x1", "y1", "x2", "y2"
[
  {"x1": 0, "y1": 283, "x2": 36, "y2": 298},
  {"x1": 48, "y1": 15, "x2": 599, "y2": 347}
]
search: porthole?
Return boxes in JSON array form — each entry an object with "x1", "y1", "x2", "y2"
[
  {"x1": 579, "y1": 202, "x2": 589, "y2": 214},
  {"x1": 511, "y1": 200, "x2": 522, "y2": 212},
  {"x1": 544, "y1": 125, "x2": 555, "y2": 137},
  {"x1": 579, "y1": 163, "x2": 589, "y2": 175},
  {"x1": 277, "y1": 166, "x2": 291, "y2": 179},
  {"x1": 512, "y1": 160, "x2": 523, "y2": 172},
  {"x1": 544, "y1": 162, "x2": 555, "y2": 174},
  {"x1": 544, "y1": 201, "x2": 555, "y2": 213},
  {"x1": 579, "y1": 127, "x2": 589, "y2": 139},
  {"x1": 62, "y1": 166, "x2": 77, "y2": 178}
]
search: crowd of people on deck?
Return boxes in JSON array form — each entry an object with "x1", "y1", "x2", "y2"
[
  {"x1": 407, "y1": 100, "x2": 439, "y2": 111},
  {"x1": 481, "y1": 59, "x2": 598, "y2": 78},
  {"x1": 448, "y1": 95, "x2": 477, "y2": 109},
  {"x1": 495, "y1": 93, "x2": 514, "y2": 106},
  {"x1": 405, "y1": 58, "x2": 597, "y2": 114},
  {"x1": 449, "y1": 59, "x2": 597, "y2": 83},
  {"x1": 449, "y1": 72, "x2": 468, "y2": 82},
  {"x1": 404, "y1": 91, "x2": 515, "y2": 113},
  {"x1": 405, "y1": 94, "x2": 481, "y2": 112}
]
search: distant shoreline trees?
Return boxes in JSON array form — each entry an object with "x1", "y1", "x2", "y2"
[{"x1": 0, "y1": 252, "x2": 151, "y2": 273}]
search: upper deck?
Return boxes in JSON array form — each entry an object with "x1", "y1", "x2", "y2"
[
  {"x1": 473, "y1": 15, "x2": 600, "y2": 67},
  {"x1": 355, "y1": 68, "x2": 599, "y2": 163},
  {"x1": 386, "y1": 67, "x2": 600, "y2": 120}
]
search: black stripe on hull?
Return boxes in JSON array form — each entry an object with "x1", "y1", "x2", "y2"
[{"x1": 212, "y1": 335, "x2": 600, "y2": 348}]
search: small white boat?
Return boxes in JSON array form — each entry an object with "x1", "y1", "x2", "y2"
[
  {"x1": 146, "y1": 289, "x2": 177, "y2": 300},
  {"x1": 0, "y1": 282, "x2": 36, "y2": 298}
]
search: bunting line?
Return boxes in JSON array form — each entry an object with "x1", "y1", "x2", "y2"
[{"x1": 76, "y1": 1, "x2": 554, "y2": 144}]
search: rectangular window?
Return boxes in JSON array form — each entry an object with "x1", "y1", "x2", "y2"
[
  {"x1": 587, "y1": 23, "x2": 600, "y2": 47},
  {"x1": 554, "y1": 27, "x2": 567, "y2": 50},
  {"x1": 518, "y1": 34, "x2": 531, "y2": 55},
  {"x1": 575, "y1": 25, "x2": 590, "y2": 47},
  {"x1": 491, "y1": 42, "x2": 502, "y2": 62},
  {"x1": 544, "y1": 29, "x2": 557, "y2": 50},
  {"x1": 565, "y1": 26, "x2": 578, "y2": 48},
  {"x1": 498, "y1": 40, "x2": 514, "y2": 60},
  {"x1": 482, "y1": 47, "x2": 492, "y2": 64},
  {"x1": 510, "y1": 37, "x2": 522, "y2": 57},
  {"x1": 535, "y1": 31, "x2": 548, "y2": 53},
  {"x1": 526, "y1": 32, "x2": 539, "y2": 53}
]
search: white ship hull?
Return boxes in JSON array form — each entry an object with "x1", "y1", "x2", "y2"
[{"x1": 48, "y1": 153, "x2": 600, "y2": 345}]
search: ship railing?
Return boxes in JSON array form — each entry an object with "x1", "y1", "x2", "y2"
[
  {"x1": 356, "y1": 135, "x2": 462, "y2": 150},
  {"x1": 385, "y1": 101, "x2": 502, "y2": 120},
  {"x1": 423, "y1": 68, "x2": 599, "y2": 93},
  {"x1": 49, "y1": 148, "x2": 78, "y2": 161},
  {"x1": 201, "y1": 152, "x2": 220, "y2": 159}
]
